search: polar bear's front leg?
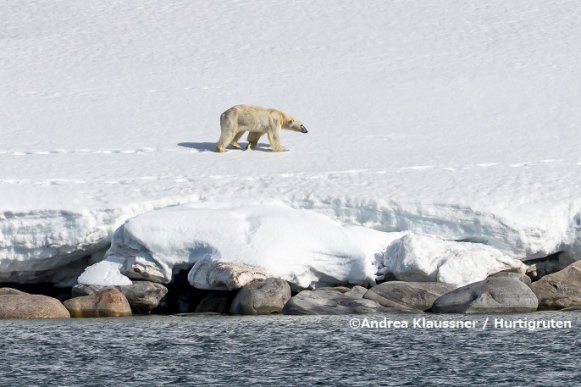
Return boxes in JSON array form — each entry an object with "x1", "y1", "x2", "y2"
[{"x1": 267, "y1": 129, "x2": 283, "y2": 152}]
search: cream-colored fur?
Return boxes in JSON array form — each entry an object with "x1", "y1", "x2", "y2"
[{"x1": 216, "y1": 104, "x2": 307, "y2": 152}]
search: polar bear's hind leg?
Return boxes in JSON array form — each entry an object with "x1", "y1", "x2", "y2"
[
  {"x1": 216, "y1": 131, "x2": 235, "y2": 152},
  {"x1": 230, "y1": 131, "x2": 245, "y2": 149},
  {"x1": 246, "y1": 132, "x2": 262, "y2": 150}
]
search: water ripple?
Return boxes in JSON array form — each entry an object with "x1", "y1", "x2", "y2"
[{"x1": 0, "y1": 313, "x2": 578, "y2": 385}]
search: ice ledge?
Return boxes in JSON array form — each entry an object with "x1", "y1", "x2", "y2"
[
  {"x1": 1, "y1": 196, "x2": 580, "y2": 285},
  {"x1": 77, "y1": 204, "x2": 539, "y2": 290}
]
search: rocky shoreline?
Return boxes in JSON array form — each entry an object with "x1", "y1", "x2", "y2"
[{"x1": 1, "y1": 260, "x2": 579, "y2": 319}]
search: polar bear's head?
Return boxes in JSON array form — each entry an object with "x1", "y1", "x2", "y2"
[{"x1": 284, "y1": 116, "x2": 308, "y2": 133}]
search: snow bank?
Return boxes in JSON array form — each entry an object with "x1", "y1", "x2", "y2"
[
  {"x1": 0, "y1": 198, "x2": 194, "y2": 284},
  {"x1": 380, "y1": 234, "x2": 526, "y2": 287},
  {"x1": 78, "y1": 204, "x2": 527, "y2": 289},
  {"x1": 79, "y1": 204, "x2": 383, "y2": 289},
  {"x1": 2, "y1": 194, "x2": 579, "y2": 285}
]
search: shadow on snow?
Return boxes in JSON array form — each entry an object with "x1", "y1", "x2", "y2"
[{"x1": 177, "y1": 142, "x2": 271, "y2": 152}]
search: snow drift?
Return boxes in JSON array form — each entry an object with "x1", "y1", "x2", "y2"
[
  {"x1": 379, "y1": 234, "x2": 526, "y2": 287},
  {"x1": 79, "y1": 204, "x2": 382, "y2": 289},
  {"x1": 78, "y1": 204, "x2": 526, "y2": 289}
]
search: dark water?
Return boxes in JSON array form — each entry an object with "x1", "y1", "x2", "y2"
[{"x1": 0, "y1": 312, "x2": 578, "y2": 386}]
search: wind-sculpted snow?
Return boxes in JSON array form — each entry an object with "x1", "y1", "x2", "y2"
[
  {"x1": 78, "y1": 204, "x2": 533, "y2": 290},
  {"x1": 0, "y1": 210, "x2": 109, "y2": 284},
  {"x1": 79, "y1": 204, "x2": 384, "y2": 289},
  {"x1": 1, "y1": 175, "x2": 581, "y2": 284},
  {"x1": 379, "y1": 234, "x2": 526, "y2": 287},
  {"x1": 2, "y1": 1, "x2": 581, "y2": 284},
  {"x1": 2, "y1": 179, "x2": 581, "y2": 284}
]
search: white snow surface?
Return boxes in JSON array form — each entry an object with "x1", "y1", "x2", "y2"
[
  {"x1": 380, "y1": 233, "x2": 526, "y2": 287},
  {"x1": 79, "y1": 204, "x2": 387, "y2": 289},
  {"x1": 77, "y1": 203, "x2": 524, "y2": 289},
  {"x1": 77, "y1": 256, "x2": 132, "y2": 287},
  {"x1": 2, "y1": 1, "x2": 581, "y2": 284}
]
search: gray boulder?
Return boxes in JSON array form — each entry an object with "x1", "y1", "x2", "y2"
[
  {"x1": 316, "y1": 286, "x2": 352, "y2": 293},
  {"x1": 344, "y1": 285, "x2": 368, "y2": 299},
  {"x1": 283, "y1": 288, "x2": 417, "y2": 315},
  {"x1": 432, "y1": 277, "x2": 538, "y2": 314},
  {"x1": 312, "y1": 285, "x2": 368, "y2": 298},
  {"x1": 489, "y1": 271, "x2": 532, "y2": 285},
  {"x1": 0, "y1": 290, "x2": 70, "y2": 319},
  {"x1": 73, "y1": 281, "x2": 168, "y2": 314},
  {"x1": 119, "y1": 281, "x2": 168, "y2": 313},
  {"x1": 230, "y1": 278, "x2": 291, "y2": 315},
  {"x1": 364, "y1": 281, "x2": 455, "y2": 311},
  {"x1": 530, "y1": 261, "x2": 581, "y2": 310}
]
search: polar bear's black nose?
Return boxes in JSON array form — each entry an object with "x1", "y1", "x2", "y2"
[{"x1": 301, "y1": 125, "x2": 308, "y2": 133}]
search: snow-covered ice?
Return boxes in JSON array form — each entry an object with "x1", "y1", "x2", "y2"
[
  {"x1": 78, "y1": 204, "x2": 385, "y2": 289},
  {"x1": 380, "y1": 233, "x2": 526, "y2": 287},
  {"x1": 77, "y1": 203, "x2": 525, "y2": 289},
  {"x1": 2, "y1": 1, "x2": 581, "y2": 286}
]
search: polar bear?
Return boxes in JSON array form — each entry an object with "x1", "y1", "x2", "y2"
[{"x1": 216, "y1": 104, "x2": 307, "y2": 153}]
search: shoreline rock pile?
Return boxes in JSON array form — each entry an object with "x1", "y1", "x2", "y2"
[{"x1": 0, "y1": 260, "x2": 579, "y2": 319}]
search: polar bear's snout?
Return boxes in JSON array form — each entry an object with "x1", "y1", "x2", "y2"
[{"x1": 300, "y1": 125, "x2": 308, "y2": 133}]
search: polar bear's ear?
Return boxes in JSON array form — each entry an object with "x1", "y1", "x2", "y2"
[{"x1": 288, "y1": 119, "x2": 295, "y2": 125}]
